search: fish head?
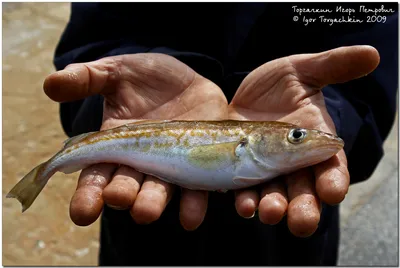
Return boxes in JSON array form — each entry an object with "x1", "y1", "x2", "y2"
[{"x1": 249, "y1": 124, "x2": 344, "y2": 172}]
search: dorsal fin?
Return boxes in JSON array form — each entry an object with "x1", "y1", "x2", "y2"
[
  {"x1": 62, "y1": 120, "x2": 173, "y2": 147},
  {"x1": 109, "y1": 119, "x2": 174, "y2": 130},
  {"x1": 123, "y1": 119, "x2": 173, "y2": 126},
  {"x1": 62, "y1": 131, "x2": 96, "y2": 148}
]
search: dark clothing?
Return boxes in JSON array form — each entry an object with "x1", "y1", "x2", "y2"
[{"x1": 53, "y1": 3, "x2": 398, "y2": 265}]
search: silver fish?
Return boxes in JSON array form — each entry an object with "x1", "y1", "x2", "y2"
[{"x1": 7, "y1": 120, "x2": 344, "y2": 212}]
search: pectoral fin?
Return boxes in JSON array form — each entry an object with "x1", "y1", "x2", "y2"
[{"x1": 125, "y1": 119, "x2": 172, "y2": 125}]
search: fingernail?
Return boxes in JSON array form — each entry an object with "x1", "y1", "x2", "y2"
[{"x1": 243, "y1": 211, "x2": 256, "y2": 219}]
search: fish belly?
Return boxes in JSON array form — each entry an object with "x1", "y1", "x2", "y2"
[{"x1": 55, "y1": 139, "x2": 240, "y2": 191}]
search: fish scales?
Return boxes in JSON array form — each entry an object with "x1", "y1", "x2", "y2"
[
  {"x1": 67, "y1": 121, "x2": 247, "y2": 154},
  {"x1": 6, "y1": 120, "x2": 344, "y2": 212}
]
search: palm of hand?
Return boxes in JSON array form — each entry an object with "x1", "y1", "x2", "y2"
[
  {"x1": 45, "y1": 53, "x2": 227, "y2": 228},
  {"x1": 45, "y1": 46, "x2": 379, "y2": 237},
  {"x1": 228, "y1": 46, "x2": 379, "y2": 236},
  {"x1": 100, "y1": 54, "x2": 227, "y2": 129},
  {"x1": 229, "y1": 65, "x2": 331, "y2": 130}
]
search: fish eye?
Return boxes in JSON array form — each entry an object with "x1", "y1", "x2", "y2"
[{"x1": 288, "y1": 128, "x2": 307, "y2": 144}]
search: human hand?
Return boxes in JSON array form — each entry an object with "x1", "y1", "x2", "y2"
[
  {"x1": 229, "y1": 46, "x2": 380, "y2": 237},
  {"x1": 44, "y1": 53, "x2": 228, "y2": 229}
]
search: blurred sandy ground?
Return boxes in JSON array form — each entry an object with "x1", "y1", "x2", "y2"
[
  {"x1": 2, "y1": 3, "x2": 100, "y2": 265},
  {"x1": 2, "y1": 2, "x2": 398, "y2": 266}
]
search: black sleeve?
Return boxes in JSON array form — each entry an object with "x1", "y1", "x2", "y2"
[
  {"x1": 53, "y1": 3, "x2": 225, "y2": 137},
  {"x1": 53, "y1": 3, "x2": 398, "y2": 186},
  {"x1": 321, "y1": 12, "x2": 398, "y2": 184}
]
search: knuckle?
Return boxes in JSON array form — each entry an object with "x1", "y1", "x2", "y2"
[{"x1": 103, "y1": 56, "x2": 123, "y2": 83}]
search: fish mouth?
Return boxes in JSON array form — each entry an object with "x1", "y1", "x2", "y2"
[
  {"x1": 319, "y1": 137, "x2": 344, "y2": 151},
  {"x1": 294, "y1": 137, "x2": 344, "y2": 168},
  {"x1": 312, "y1": 130, "x2": 344, "y2": 151}
]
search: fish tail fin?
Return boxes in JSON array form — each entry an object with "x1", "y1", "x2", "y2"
[{"x1": 6, "y1": 163, "x2": 47, "y2": 212}]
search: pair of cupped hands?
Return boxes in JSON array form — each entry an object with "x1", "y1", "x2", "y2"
[{"x1": 44, "y1": 46, "x2": 379, "y2": 237}]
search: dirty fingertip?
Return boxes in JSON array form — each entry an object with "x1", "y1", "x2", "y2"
[
  {"x1": 70, "y1": 186, "x2": 103, "y2": 226},
  {"x1": 235, "y1": 190, "x2": 259, "y2": 218},
  {"x1": 258, "y1": 194, "x2": 287, "y2": 225},
  {"x1": 287, "y1": 195, "x2": 320, "y2": 237}
]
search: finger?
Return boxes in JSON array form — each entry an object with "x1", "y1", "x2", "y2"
[
  {"x1": 103, "y1": 165, "x2": 145, "y2": 210},
  {"x1": 43, "y1": 56, "x2": 123, "y2": 102},
  {"x1": 286, "y1": 169, "x2": 322, "y2": 238},
  {"x1": 43, "y1": 53, "x2": 198, "y2": 104},
  {"x1": 179, "y1": 189, "x2": 208, "y2": 231},
  {"x1": 290, "y1": 45, "x2": 380, "y2": 87},
  {"x1": 234, "y1": 189, "x2": 259, "y2": 218},
  {"x1": 232, "y1": 46, "x2": 380, "y2": 108},
  {"x1": 70, "y1": 163, "x2": 117, "y2": 226},
  {"x1": 258, "y1": 181, "x2": 288, "y2": 225},
  {"x1": 130, "y1": 175, "x2": 175, "y2": 224},
  {"x1": 313, "y1": 150, "x2": 350, "y2": 204}
]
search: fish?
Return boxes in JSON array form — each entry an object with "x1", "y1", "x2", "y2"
[{"x1": 6, "y1": 119, "x2": 344, "y2": 212}]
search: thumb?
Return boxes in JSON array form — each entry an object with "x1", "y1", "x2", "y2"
[
  {"x1": 43, "y1": 57, "x2": 122, "y2": 102},
  {"x1": 290, "y1": 45, "x2": 380, "y2": 88}
]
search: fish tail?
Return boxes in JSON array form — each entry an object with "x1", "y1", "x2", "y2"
[{"x1": 6, "y1": 163, "x2": 47, "y2": 212}]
